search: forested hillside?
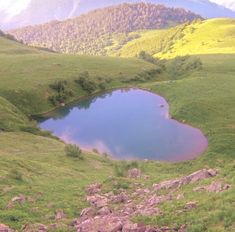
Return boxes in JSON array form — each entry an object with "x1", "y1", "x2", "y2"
[
  {"x1": 1, "y1": 0, "x2": 235, "y2": 30},
  {"x1": 10, "y1": 3, "x2": 202, "y2": 55}
]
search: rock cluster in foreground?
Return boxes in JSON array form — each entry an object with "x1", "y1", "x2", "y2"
[
  {"x1": 73, "y1": 169, "x2": 230, "y2": 232},
  {"x1": 1, "y1": 169, "x2": 231, "y2": 232}
]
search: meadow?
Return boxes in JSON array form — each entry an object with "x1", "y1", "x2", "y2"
[
  {"x1": 0, "y1": 26, "x2": 234, "y2": 231},
  {"x1": 110, "y1": 18, "x2": 235, "y2": 58}
]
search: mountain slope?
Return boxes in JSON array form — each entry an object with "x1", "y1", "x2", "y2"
[
  {"x1": 1, "y1": 0, "x2": 235, "y2": 30},
  {"x1": 76, "y1": 0, "x2": 235, "y2": 18},
  {"x1": 113, "y1": 18, "x2": 235, "y2": 58},
  {"x1": 0, "y1": 31, "x2": 235, "y2": 231},
  {"x1": 0, "y1": 33, "x2": 155, "y2": 114},
  {"x1": 9, "y1": 3, "x2": 202, "y2": 55}
]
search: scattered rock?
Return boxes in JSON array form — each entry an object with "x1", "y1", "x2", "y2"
[
  {"x1": 194, "y1": 181, "x2": 231, "y2": 193},
  {"x1": 80, "y1": 207, "x2": 96, "y2": 219},
  {"x1": 136, "y1": 207, "x2": 161, "y2": 217},
  {"x1": 178, "y1": 224, "x2": 187, "y2": 232},
  {"x1": 153, "y1": 169, "x2": 217, "y2": 191},
  {"x1": 73, "y1": 169, "x2": 218, "y2": 231},
  {"x1": 0, "y1": 224, "x2": 14, "y2": 232},
  {"x1": 6, "y1": 194, "x2": 27, "y2": 209},
  {"x1": 22, "y1": 223, "x2": 47, "y2": 232},
  {"x1": 97, "y1": 206, "x2": 112, "y2": 216},
  {"x1": 87, "y1": 194, "x2": 108, "y2": 208},
  {"x1": 111, "y1": 192, "x2": 129, "y2": 204},
  {"x1": 49, "y1": 223, "x2": 68, "y2": 230},
  {"x1": 11, "y1": 194, "x2": 26, "y2": 204},
  {"x1": 185, "y1": 201, "x2": 197, "y2": 210},
  {"x1": 189, "y1": 169, "x2": 217, "y2": 183},
  {"x1": 55, "y1": 209, "x2": 66, "y2": 220},
  {"x1": 120, "y1": 203, "x2": 136, "y2": 216},
  {"x1": 86, "y1": 183, "x2": 102, "y2": 195},
  {"x1": 127, "y1": 168, "x2": 142, "y2": 178},
  {"x1": 122, "y1": 222, "x2": 138, "y2": 231},
  {"x1": 176, "y1": 193, "x2": 185, "y2": 200},
  {"x1": 146, "y1": 194, "x2": 172, "y2": 207},
  {"x1": 75, "y1": 216, "x2": 123, "y2": 232}
]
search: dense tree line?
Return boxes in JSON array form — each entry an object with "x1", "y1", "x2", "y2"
[{"x1": 10, "y1": 3, "x2": 202, "y2": 56}]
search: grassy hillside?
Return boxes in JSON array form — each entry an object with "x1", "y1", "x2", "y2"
[
  {"x1": 0, "y1": 26, "x2": 234, "y2": 231},
  {"x1": 0, "y1": 35, "x2": 156, "y2": 115},
  {"x1": 113, "y1": 18, "x2": 235, "y2": 58},
  {"x1": 0, "y1": 97, "x2": 34, "y2": 132},
  {"x1": 9, "y1": 18, "x2": 235, "y2": 58}
]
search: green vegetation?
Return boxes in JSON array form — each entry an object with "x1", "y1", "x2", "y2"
[
  {"x1": 115, "y1": 18, "x2": 235, "y2": 58},
  {"x1": 48, "y1": 80, "x2": 74, "y2": 106},
  {"x1": 65, "y1": 144, "x2": 83, "y2": 159},
  {"x1": 0, "y1": 35, "x2": 155, "y2": 115},
  {"x1": 10, "y1": 17, "x2": 235, "y2": 59},
  {"x1": 0, "y1": 19, "x2": 234, "y2": 231}
]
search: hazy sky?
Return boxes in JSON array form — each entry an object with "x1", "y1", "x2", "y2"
[
  {"x1": 210, "y1": 0, "x2": 235, "y2": 11},
  {"x1": 0, "y1": 0, "x2": 31, "y2": 17},
  {"x1": 0, "y1": 0, "x2": 234, "y2": 18}
]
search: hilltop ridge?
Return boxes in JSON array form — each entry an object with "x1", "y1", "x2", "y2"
[
  {"x1": 1, "y1": 0, "x2": 235, "y2": 30},
  {"x1": 10, "y1": 3, "x2": 202, "y2": 55}
]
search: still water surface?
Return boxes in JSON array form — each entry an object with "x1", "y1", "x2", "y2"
[{"x1": 39, "y1": 89, "x2": 208, "y2": 161}]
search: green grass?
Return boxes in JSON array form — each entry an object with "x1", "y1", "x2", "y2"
[
  {"x1": 0, "y1": 97, "x2": 34, "y2": 131},
  {"x1": 0, "y1": 27, "x2": 234, "y2": 231},
  {"x1": 0, "y1": 36, "x2": 155, "y2": 114},
  {"x1": 111, "y1": 18, "x2": 235, "y2": 59},
  {"x1": 0, "y1": 132, "x2": 114, "y2": 229},
  {"x1": 133, "y1": 53, "x2": 235, "y2": 231}
]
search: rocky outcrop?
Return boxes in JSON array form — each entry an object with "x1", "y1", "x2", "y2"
[
  {"x1": 6, "y1": 194, "x2": 27, "y2": 209},
  {"x1": 185, "y1": 201, "x2": 197, "y2": 210},
  {"x1": 86, "y1": 183, "x2": 102, "y2": 195},
  {"x1": 153, "y1": 169, "x2": 217, "y2": 191},
  {"x1": 127, "y1": 168, "x2": 142, "y2": 178},
  {"x1": 0, "y1": 224, "x2": 14, "y2": 232},
  {"x1": 75, "y1": 215, "x2": 187, "y2": 232},
  {"x1": 22, "y1": 223, "x2": 47, "y2": 232},
  {"x1": 55, "y1": 209, "x2": 66, "y2": 220},
  {"x1": 73, "y1": 169, "x2": 223, "y2": 231},
  {"x1": 6, "y1": 168, "x2": 228, "y2": 232},
  {"x1": 193, "y1": 181, "x2": 231, "y2": 193}
]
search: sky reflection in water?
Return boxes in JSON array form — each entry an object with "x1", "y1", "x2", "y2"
[{"x1": 39, "y1": 89, "x2": 208, "y2": 161}]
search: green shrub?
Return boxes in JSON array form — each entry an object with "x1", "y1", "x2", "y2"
[
  {"x1": 48, "y1": 80, "x2": 73, "y2": 106},
  {"x1": 98, "y1": 82, "x2": 106, "y2": 90},
  {"x1": 49, "y1": 80, "x2": 67, "y2": 92},
  {"x1": 65, "y1": 144, "x2": 83, "y2": 159},
  {"x1": 114, "y1": 161, "x2": 140, "y2": 177},
  {"x1": 9, "y1": 169, "x2": 23, "y2": 181},
  {"x1": 75, "y1": 72, "x2": 97, "y2": 93},
  {"x1": 166, "y1": 56, "x2": 202, "y2": 79}
]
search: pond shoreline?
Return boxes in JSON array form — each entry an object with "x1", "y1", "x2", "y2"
[
  {"x1": 37, "y1": 88, "x2": 208, "y2": 162},
  {"x1": 32, "y1": 85, "x2": 158, "y2": 118}
]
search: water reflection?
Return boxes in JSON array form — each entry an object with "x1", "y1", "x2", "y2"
[{"x1": 39, "y1": 89, "x2": 208, "y2": 161}]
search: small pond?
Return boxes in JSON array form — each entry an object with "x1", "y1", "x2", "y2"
[{"x1": 39, "y1": 89, "x2": 208, "y2": 161}]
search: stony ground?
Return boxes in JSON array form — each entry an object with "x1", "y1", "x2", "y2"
[{"x1": 0, "y1": 168, "x2": 231, "y2": 232}]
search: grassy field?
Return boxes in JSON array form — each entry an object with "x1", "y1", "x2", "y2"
[
  {"x1": 111, "y1": 18, "x2": 235, "y2": 58},
  {"x1": 0, "y1": 36, "x2": 156, "y2": 114},
  {"x1": 0, "y1": 28, "x2": 234, "y2": 231},
  {"x1": 134, "y1": 54, "x2": 235, "y2": 231}
]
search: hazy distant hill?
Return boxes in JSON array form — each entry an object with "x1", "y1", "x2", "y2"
[
  {"x1": 10, "y1": 3, "x2": 202, "y2": 55},
  {"x1": 1, "y1": 0, "x2": 235, "y2": 30}
]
